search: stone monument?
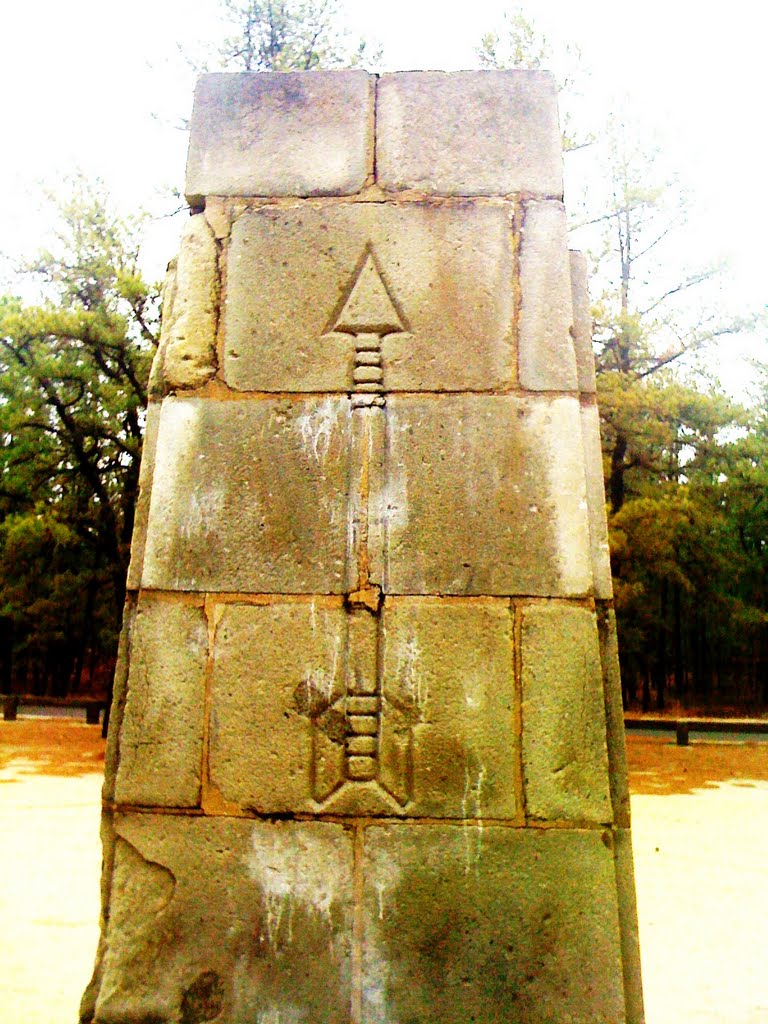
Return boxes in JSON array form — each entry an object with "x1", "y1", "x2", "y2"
[{"x1": 82, "y1": 69, "x2": 644, "y2": 1023}]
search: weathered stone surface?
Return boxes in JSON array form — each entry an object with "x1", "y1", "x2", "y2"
[
  {"x1": 185, "y1": 71, "x2": 373, "y2": 203},
  {"x1": 570, "y1": 249, "x2": 596, "y2": 393},
  {"x1": 521, "y1": 603, "x2": 613, "y2": 822},
  {"x1": 141, "y1": 396, "x2": 350, "y2": 593},
  {"x1": 613, "y1": 827, "x2": 646, "y2": 1024},
  {"x1": 158, "y1": 214, "x2": 219, "y2": 391},
  {"x1": 209, "y1": 600, "x2": 347, "y2": 812},
  {"x1": 125, "y1": 402, "x2": 161, "y2": 591},
  {"x1": 223, "y1": 202, "x2": 515, "y2": 393},
  {"x1": 518, "y1": 200, "x2": 578, "y2": 391},
  {"x1": 598, "y1": 603, "x2": 632, "y2": 827},
  {"x1": 147, "y1": 259, "x2": 178, "y2": 399},
  {"x1": 92, "y1": 815, "x2": 353, "y2": 1024},
  {"x1": 362, "y1": 824, "x2": 627, "y2": 1023},
  {"x1": 376, "y1": 70, "x2": 563, "y2": 197},
  {"x1": 113, "y1": 597, "x2": 207, "y2": 807},
  {"x1": 581, "y1": 401, "x2": 614, "y2": 599},
  {"x1": 379, "y1": 598, "x2": 518, "y2": 817},
  {"x1": 382, "y1": 394, "x2": 593, "y2": 596},
  {"x1": 208, "y1": 598, "x2": 518, "y2": 819},
  {"x1": 102, "y1": 598, "x2": 136, "y2": 804}
]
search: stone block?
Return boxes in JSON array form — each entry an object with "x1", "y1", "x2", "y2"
[
  {"x1": 185, "y1": 71, "x2": 373, "y2": 203},
  {"x1": 521, "y1": 603, "x2": 613, "y2": 822},
  {"x1": 223, "y1": 202, "x2": 514, "y2": 393},
  {"x1": 209, "y1": 599, "x2": 518, "y2": 820},
  {"x1": 92, "y1": 814, "x2": 353, "y2": 1023},
  {"x1": 362, "y1": 824, "x2": 627, "y2": 1023},
  {"x1": 102, "y1": 596, "x2": 137, "y2": 803},
  {"x1": 209, "y1": 601, "x2": 348, "y2": 812},
  {"x1": 382, "y1": 394, "x2": 592, "y2": 597},
  {"x1": 613, "y1": 827, "x2": 646, "y2": 1024},
  {"x1": 125, "y1": 402, "x2": 161, "y2": 592},
  {"x1": 598, "y1": 604, "x2": 631, "y2": 827},
  {"x1": 379, "y1": 598, "x2": 518, "y2": 817},
  {"x1": 581, "y1": 402, "x2": 614, "y2": 599},
  {"x1": 160, "y1": 214, "x2": 219, "y2": 390},
  {"x1": 113, "y1": 597, "x2": 207, "y2": 808},
  {"x1": 376, "y1": 70, "x2": 563, "y2": 197},
  {"x1": 570, "y1": 249, "x2": 596, "y2": 393},
  {"x1": 147, "y1": 258, "x2": 178, "y2": 400},
  {"x1": 140, "y1": 396, "x2": 350, "y2": 593},
  {"x1": 518, "y1": 200, "x2": 578, "y2": 391}
]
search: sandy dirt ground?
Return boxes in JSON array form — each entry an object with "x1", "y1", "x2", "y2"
[{"x1": 1, "y1": 719, "x2": 768, "y2": 1023}]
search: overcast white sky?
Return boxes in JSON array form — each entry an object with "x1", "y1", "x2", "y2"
[{"x1": 1, "y1": 0, "x2": 766, "y2": 392}]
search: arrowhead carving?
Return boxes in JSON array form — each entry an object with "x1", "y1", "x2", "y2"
[{"x1": 332, "y1": 251, "x2": 406, "y2": 335}]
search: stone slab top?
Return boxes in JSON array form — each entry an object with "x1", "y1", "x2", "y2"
[
  {"x1": 185, "y1": 69, "x2": 563, "y2": 202},
  {"x1": 185, "y1": 70, "x2": 374, "y2": 204}
]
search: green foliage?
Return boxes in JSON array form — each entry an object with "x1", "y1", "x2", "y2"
[{"x1": 0, "y1": 178, "x2": 158, "y2": 696}]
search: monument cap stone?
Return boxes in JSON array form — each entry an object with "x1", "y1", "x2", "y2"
[
  {"x1": 376, "y1": 69, "x2": 563, "y2": 196},
  {"x1": 185, "y1": 70, "x2": 373, "y2": 204}
]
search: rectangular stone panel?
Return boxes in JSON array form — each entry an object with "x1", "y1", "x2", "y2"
[
  {"x1": 381, "y1": 394, "x2": 593, "y2": 596},
  {"x1": 376, "y1": 70, "x2": 563, "y2": 197},
  {"x1": 185, "y1": 71, "x2": 373, "y2": 203},
  {"x1": 378, "y1": 598, "x2": 518, "y2": 818},
  {"x1": 223, "y1": 201, "x2": 515, "y2": 393},
  {"x1": 141, "y1": 396, "x2": 350, "y2": 593},
  {"x1": 362, "y1": 824, "x2": 627, "y2": 1023},
  {"x1": 113, "y1": 596, "x2": 207, "y2": 808},
  {"x1": 94, "y1": 814, "x2": 353, "y2": 1024},
  {"x1": 521, "y1": 603, "x2": 613, "y2": 822},
  {"x1": 209, "y1": 601, "x2": 348, "y2": 813},
  {"x1": 209, "y1": 598, "x2": 518, "y2": 820},
  {"x1": 518, "y1": 200, "x2": 578, "y2": 391}
]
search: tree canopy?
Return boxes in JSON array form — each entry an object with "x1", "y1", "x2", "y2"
[{"x1": 0, "y1": 177, "x2": 159, "y2": 696}]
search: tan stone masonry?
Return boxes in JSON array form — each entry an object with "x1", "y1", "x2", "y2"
[{"x1": 83, "y1": 70, "x2": 644, "y2": 1024}]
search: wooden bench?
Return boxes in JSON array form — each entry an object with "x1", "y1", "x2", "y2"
[
  {"x1": 624, "y1": 715, "x2": 768, "y2": 746},
  {"x1": 1, "y1": 695, "x2": 106, "y2": 724}
]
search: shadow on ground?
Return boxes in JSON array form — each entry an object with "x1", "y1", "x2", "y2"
[
  {"x1": 0, "y1": 720, "x2": 105, "y2": 779},
  {"x1": 626, "y1": 733, "x2": 768, "y2": 795}
]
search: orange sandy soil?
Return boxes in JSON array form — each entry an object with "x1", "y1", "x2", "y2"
[{"x1": 1, "y1": 720, "x2": 768, "y2": 1023}]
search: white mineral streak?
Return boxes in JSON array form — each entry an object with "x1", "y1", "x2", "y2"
[
  {"x1": 462, "y1": 762, "x2": 487, "y2": 875},
  {"x1": 245, "y1": 826, "x2": 344, "y2": 948},
  {"x1": 394, "y1": 634, "x2": 427, "y2": 714},
  {"x1": 364, "y1": 852, "x2": 400, "y2": 1024},
  {"x1": 297, "y1": 398, "x2": 342, "y2": 461},
  {"x1": 301, "y1": 628, "x2": 342, "y2": 706},
  {"x1": 376, "y1": 409, "x2": 410, "y2": 591},
  {"x1": 535, "y1": 396, "x2": 592, "y2": 595}
]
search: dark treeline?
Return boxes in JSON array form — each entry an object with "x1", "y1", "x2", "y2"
[{"x1": 0, "y1": 177, "x2": 158, "y2": 699}]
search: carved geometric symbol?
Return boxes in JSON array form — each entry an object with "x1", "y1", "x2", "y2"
[
  {"x1": 331, "y1": 248, "x2": 406, "y2": 335},
  {"x1": 328, "y1": 247, "x2": 408, "y2": 410}
]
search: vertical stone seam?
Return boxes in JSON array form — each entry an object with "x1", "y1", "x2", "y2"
[
  {"x1": 511, "y1": 599, "x2": 527, "y2": 822},
  {"x1": 351, "y1": 823, "x2": 366, "y2": 1024},
  {"x1": 510, "y1": 201, "x2": 523, "y2": 389}
]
